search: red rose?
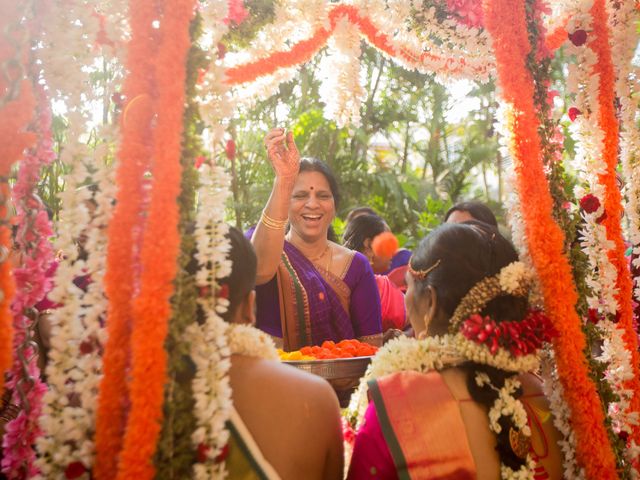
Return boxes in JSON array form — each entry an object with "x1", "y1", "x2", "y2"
[
  {"x1": 64, "y1": 462, "x2": 87, "y2": 479},
  {"x1": 568, "y1": 107, "x2": 581, "y2": 122},
  {"x1": 215, "y1": 443, "x2": 230, "y2": 463},
  {"x1": 217, "y1": 43, "x2": 227, "y2": 60},
  {"x1": 194, "y1": 155, "x2": 206, "y2": 169},
  {"x1": 79, "y1": 340, "x2": 94, "y2": 355},
  {"x1": 587, "y1": 308, "x2": 600, "y2": 325},
  {"x1": 225, "y1": 139, "x2": 236, "y2": 161},
  {"x1": 579, "y1": 194, "x2": 601, "y2": 214},
  {"x1": 569, "y1": 29, "x2": 587, "y2": 46},
  {"x1": 197, "y1": 443, "x2": 210, "y2": 463}
]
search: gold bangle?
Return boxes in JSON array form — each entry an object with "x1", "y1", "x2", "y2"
[{"x1": 260, "y1": 211, "x2": 288, "y2": 230}]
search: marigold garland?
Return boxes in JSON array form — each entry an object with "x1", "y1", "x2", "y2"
[
  {"x1": 115, "y1": 0, "x2": 196, "y2": 478},
  {"x1": 154, "y1": 12, "x2": 207, "y2": 478},
  {"x1": 94, "y1": 1, "x2": 159, "y2": 477},
  {"x1": 589, "y1": 0, "x2": 640, "y2": 447},
  {"x1": 481, "y1": 0, "x2": 618, "y2": 478},
  {"x1": 224, "y1": 4, "x2": 487, "y2": 86}
]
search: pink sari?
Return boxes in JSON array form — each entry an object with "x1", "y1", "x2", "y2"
[{"x1": 347, "y1": 371, "x2": 476, "y2": 480}]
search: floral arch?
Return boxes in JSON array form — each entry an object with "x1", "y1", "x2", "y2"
[{"x1": 0, "y1": 0, "x2": 639, "y2": 478}]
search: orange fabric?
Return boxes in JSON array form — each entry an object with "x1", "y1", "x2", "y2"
[{"x1": 376, "y1": 371, "x2": 476, "y2": 479}]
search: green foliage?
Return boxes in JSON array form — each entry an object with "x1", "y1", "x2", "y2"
[{"x1": 221, "y1": 45, "x2": 504, "y2": 245}]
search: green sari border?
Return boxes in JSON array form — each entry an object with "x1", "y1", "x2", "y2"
[
  {"x1": 368, "y1": 378, "x2": 411, "y2": 480},
  {"x1": 281, "y1": 252, "x2": 309, "y2": 346},
  {"x1": 227, "y1": 420, "x2": 270, "y2": 480}
]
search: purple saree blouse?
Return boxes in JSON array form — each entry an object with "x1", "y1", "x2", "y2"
[{"x1": 255, "y1": 241, "x2": 382, "y2": 349}]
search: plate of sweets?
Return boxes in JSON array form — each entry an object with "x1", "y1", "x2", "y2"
[{"x1": 279, "y1": 339, "x2": 379, "y2": 406}]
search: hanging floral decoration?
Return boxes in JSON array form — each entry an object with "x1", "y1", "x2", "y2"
[
  {"x1": 563, "y1": 0, "x2": 640, "y2": 470},
  {"x1": 481, "y1": 0, "x2": 618, "y2": 478},
  {"x1": 1, "y1": 80, "x2": 55, "y2": 479},
  {"x1": 31, "y1": 0, "x2": 124, "y2": 477},
  {"x1": 0, "y1": 1, "x2": 37, "y2": 398},
  {"x1": 188, "y1": 162, "x2": 234, "y2": 480},
  {"x1": 93, "y1": 0, "x2": 159, "y2": 476},
  {"x1": 115, "y1": 1, "x2": 196, "y2": 478}
]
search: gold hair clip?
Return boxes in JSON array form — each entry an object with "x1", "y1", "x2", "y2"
[{"x1": 407, "y1": 258, "x2": 441, "y2": 280}]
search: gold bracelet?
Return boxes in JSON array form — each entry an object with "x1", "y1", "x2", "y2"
[{"x1": 260, "y1": 211, "x2": 288, "y2": 230}]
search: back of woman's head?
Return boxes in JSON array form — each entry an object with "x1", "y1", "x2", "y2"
[
  {"x1": 189, "y1": 226, "x2": 257, "y2": 323},
  {"x1": 219, "y1": 227, "x2": 257, "y2": 321},
  {"x1": 411, "y1": 221, "x2": 531, "y2": 471},
  {"x1": 410, "y1": 221, "x2": 526, "y2": 335},
  {"x1": 342, "y1": 214, "x2": 387, "y2": 252},
  {"x1": 445, "y1": 201, "x2": 498, "y2": 227}
]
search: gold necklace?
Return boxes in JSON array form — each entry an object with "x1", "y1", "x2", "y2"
[{"x1": 309, "y1": 244, "x2": 332, "y2": 271}]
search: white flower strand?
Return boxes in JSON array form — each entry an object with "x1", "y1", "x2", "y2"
[
  {"x1": 540, "y1": 349, "x2": 585, "y2": 479},
  {"x1": 318, "y1": 16, "x2": 366, "y2": 128},
  {"x1": 565, "y1": 2, "x2": 640, "y2": 460},
  {"x1": 607, "y1": 1, "x2": 640, "y2": 474},
  {"x1": 35, "y1": 1, "x2": 126, "y2": 476},
  {"x1": 198, "y1": 0, "x2": 232, "y2": 151},
  {"x1": 189, "y1": 163, "x2": 233, "y2": 480},
  {"x1": 609, "y1": 0, "x2": 640, "y2": 303}
]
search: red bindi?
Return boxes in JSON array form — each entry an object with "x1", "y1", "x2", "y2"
[{"x1": 310, "y1": 186, "x2": 314, "y2": 190}]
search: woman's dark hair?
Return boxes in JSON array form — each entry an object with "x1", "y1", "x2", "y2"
[
  {"x1": 409, "y1": 221, "x2": 527, "y2": 471},
  {"x1": 444, "y1": 201, "x2": 498, "y2": 227},
  {"x1": 299, "y1": 157, "x2": 340, "y2": 242},
  {"x1": 342, "y1": 214, "x2": 387, "y2": 253},
  {"x1": 218, "y1": 227, "x2": 257, "y2": 321},
  {"x1": 189, "y1": 226, "x2": 257, "y2": 323},
  {"x1": 345, "y1": 206, "x2": 378, "y2": 224}
]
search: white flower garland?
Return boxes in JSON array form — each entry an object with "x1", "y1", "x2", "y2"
[
  {"x1": 346, "y1": 334, "x2": 538, "y2": 479},
  {"x1": 35, "y1": 1, "x2": 126, "y2": 476},
  {"x1": 318, "y1": 15, "x2": 366, "y2": 128},
  {"x1": 565, "y1": 3, "x2": 640, "y2": 463},
  {"x1": 356, "y1": 0, "x2": 495, "y2": 82},
  {"x1": 189, "y1": 163, "x2": 233, "y2": 480},
  {"x1": 540, "y1": 348, "x2": 585, "y2": 479},
  {"x1": 198, "y1": 0, "x2": 232, "y2": 151},
  {"x1": 609, "y1": 0, "x2": 640, "y2": 306},
  {"x1": 227, "y1": 325, "x2": 279, "y2": 361},
  {"x1": 607, "y1": 0, "x2": 640, "y2": 472}
]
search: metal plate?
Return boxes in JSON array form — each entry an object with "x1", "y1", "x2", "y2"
[{"x1": 283, "y1": 356, "x2": 372, "y2": 380}]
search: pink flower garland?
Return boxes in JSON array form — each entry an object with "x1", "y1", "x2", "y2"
[{"x1": 1, "y1": 86, "x2": 55, "y2": 479}]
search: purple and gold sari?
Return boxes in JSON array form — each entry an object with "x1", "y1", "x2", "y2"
[{"x1": 256, "y1": 241, "x2": 382, "y2": 351}]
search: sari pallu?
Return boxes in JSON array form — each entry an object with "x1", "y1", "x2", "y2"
[{"x1": 255, "y1": 241, "x2": 382, "y2": 351}]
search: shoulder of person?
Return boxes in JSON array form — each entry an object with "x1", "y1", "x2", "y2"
[
  {"x1": 332, "y1": 243, "x2": 370, "y2": 269},
  {"x1": 245, "y1": 357, "x2": 338, "y2": 408}
]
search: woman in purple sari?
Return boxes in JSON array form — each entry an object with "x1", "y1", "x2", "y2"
[{"x1": 251, "y1": 128, "x2": 382, "y2": 351}]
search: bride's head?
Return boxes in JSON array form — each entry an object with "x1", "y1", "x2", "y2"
[{"x1": 405, "y1": 221, "x2": 528, "y2": 338}]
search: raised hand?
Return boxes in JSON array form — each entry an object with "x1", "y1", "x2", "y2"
[{"x1": 264, "y1": 128, "x2": 300, "y2": 182}]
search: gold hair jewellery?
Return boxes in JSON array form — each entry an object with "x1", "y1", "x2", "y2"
[
  {"x1": 260, "y1": 210, "x2": 288, "y2": 230},
  {"x1": 407, "y1": 258, "x2": 441, "y2": 280}
]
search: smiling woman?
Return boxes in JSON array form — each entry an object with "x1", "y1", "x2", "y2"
[{"x1": 250, "y1": 128, "x2": 383, "y2": 351}]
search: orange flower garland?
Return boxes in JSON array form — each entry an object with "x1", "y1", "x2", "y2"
[
  {"x1": 225, "y1": 4, "x2": 482, "y2": 86},
  {"x1": 481, "y1": 0, "x2": 618, "y2": 478},
  {"x1": 93, "y1": 1, "x2": 159, "y2": 478},
  {"x1": 590, "y1": 0, "x2": 640, "y2": 445},
  {"x1": 115, "y1": 0, "x2": 195, "y2": 478},
  {"x1": 0, "y1": 2, "x2": 37, "y2": 397}
]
